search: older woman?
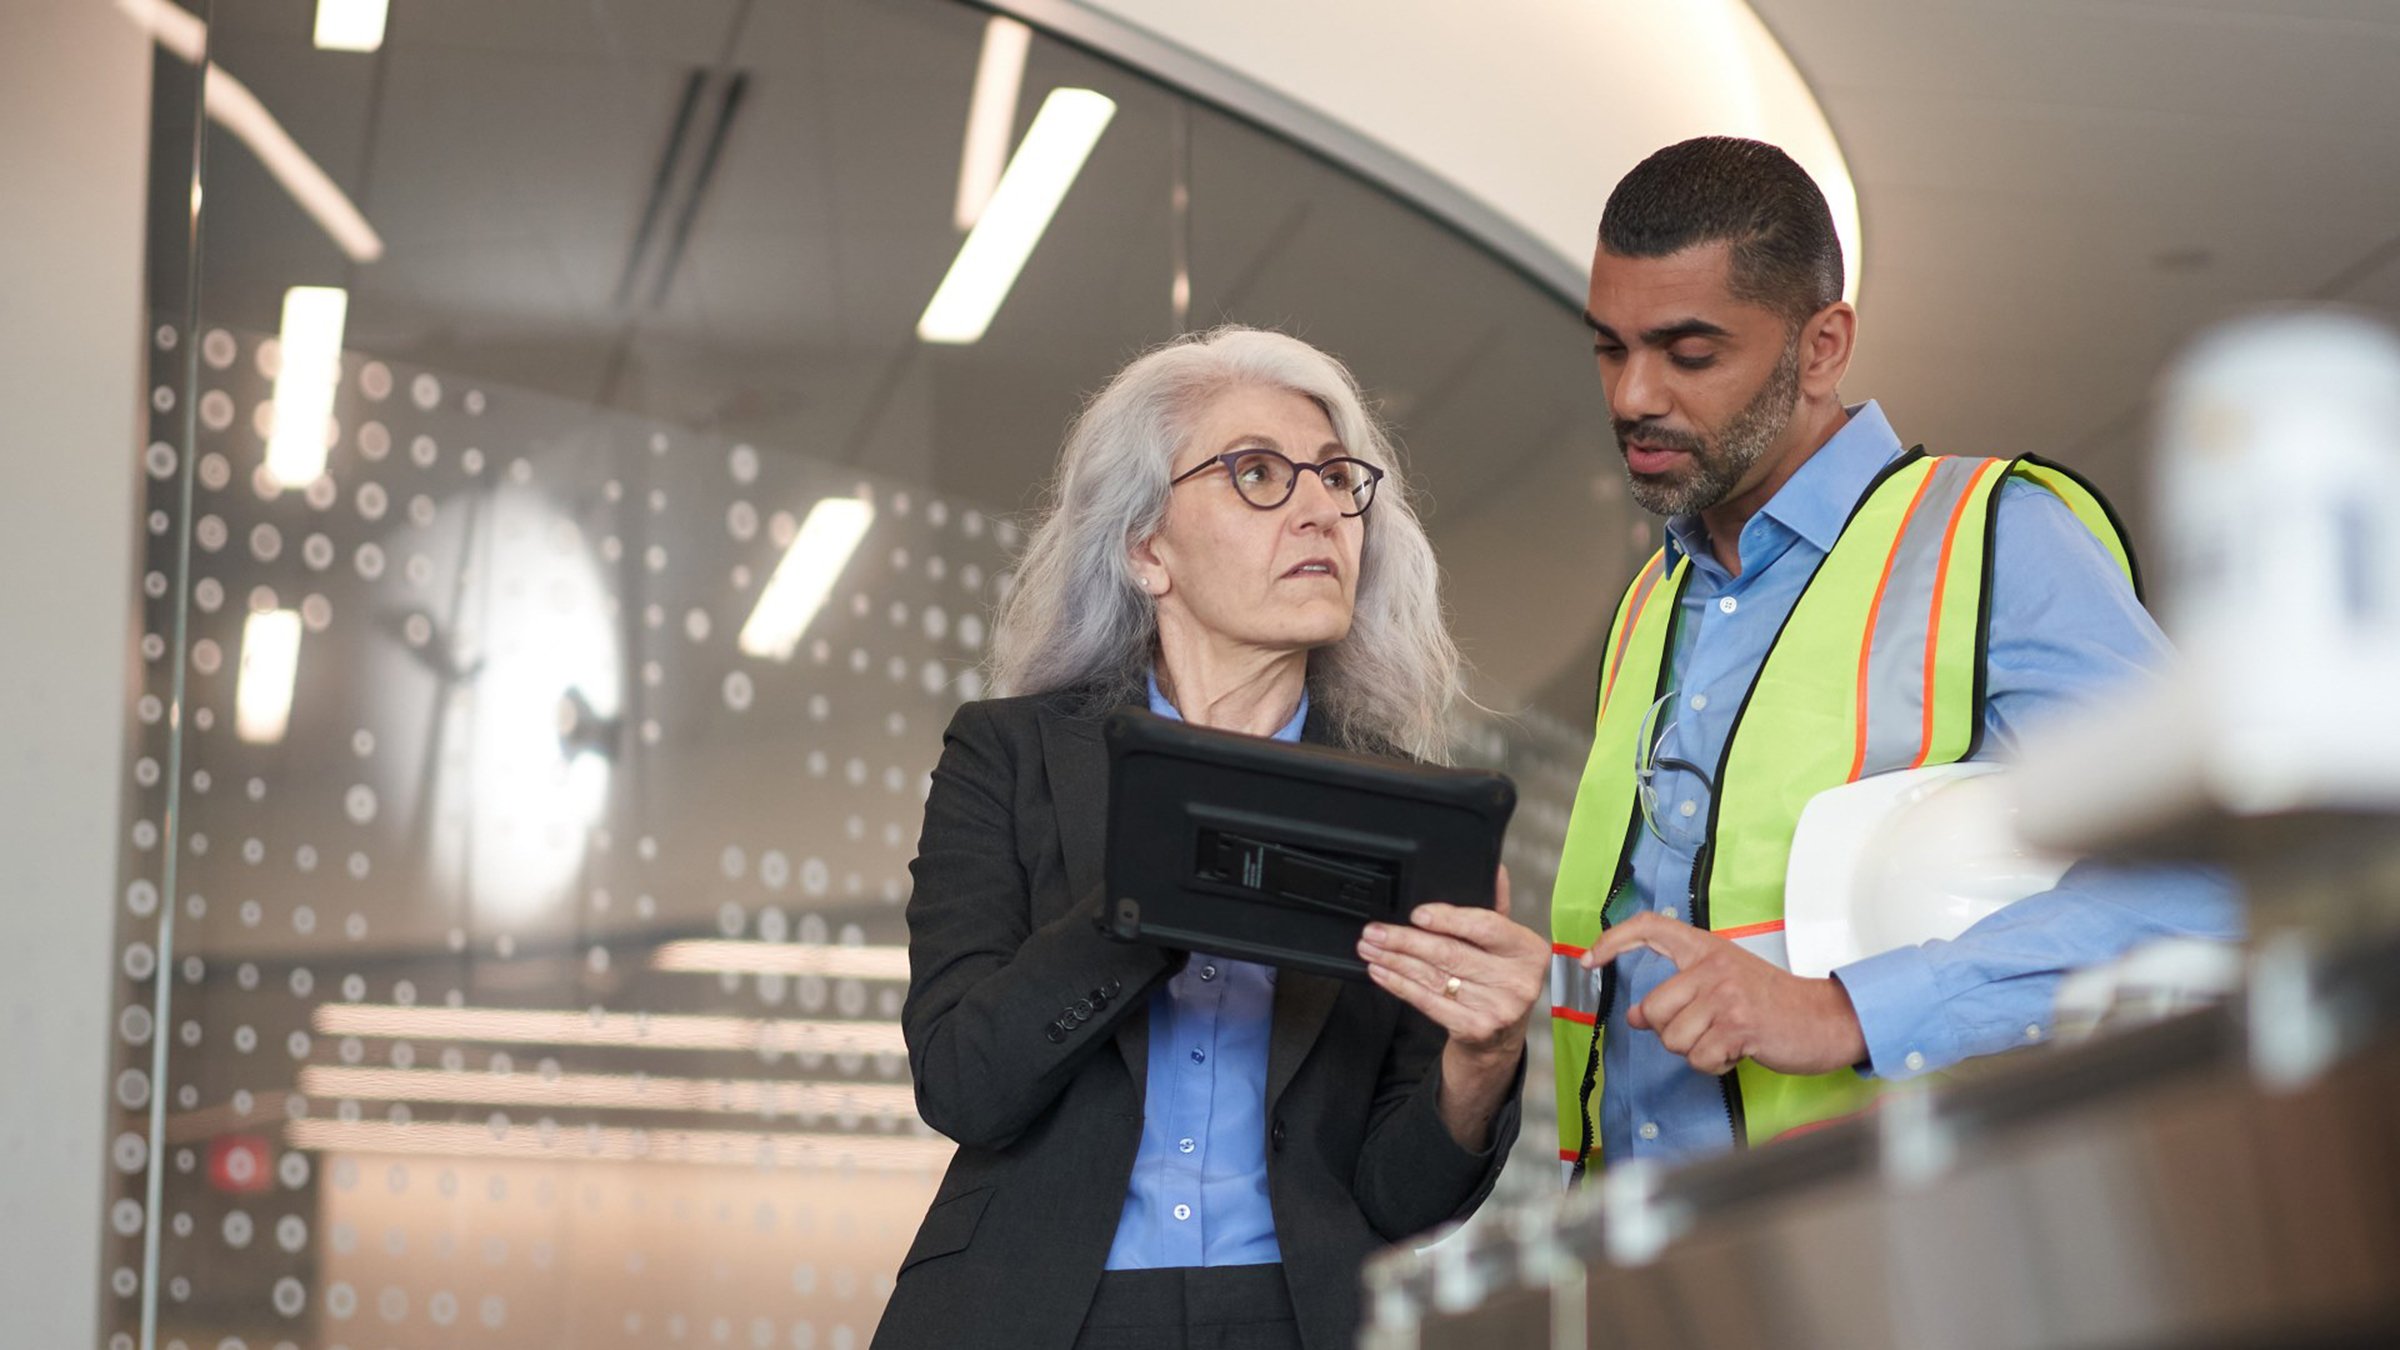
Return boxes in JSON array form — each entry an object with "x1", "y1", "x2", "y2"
[{"x1": 871, "y1": 327, "x2": 1548, "y2": 1350}]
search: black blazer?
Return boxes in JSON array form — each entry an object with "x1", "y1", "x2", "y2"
[{"x1": 871, "y1": 690, "x2": 1520, "y2": 1350}]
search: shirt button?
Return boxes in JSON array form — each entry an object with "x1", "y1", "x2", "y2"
[
  {"x1": 1178, "y1": 1137, "x2": 1195, "y2": 1154},
  {"x1": 1199, "y1": 965, "x2": 1218, "y2": 982},
  {"x1": 1190, "y1": 1049, "x2": 1206, "y2": 1064},
  {"x1": 1172, "y1": 1204, "x2": 1192, "y2": 1222},
  {"x1": 1904, "y1": 1051, "x2": 1927, "y2": 1073},
  {"x1": 2024, "y1": 1024, "x2": 2043, "y2": 1042},
  {"x1": 1638, "y1": 1122, "x2": 1660, "y2": 1141},
  {"x1": 1717, "y1": 596, "x2": 1738, "y2": 614},
  {"x1": 1677, "y1": 800, "x2": 1697, "y2": 818},
  {"x1": 1654, "y1": 903, "x2": 1676, "y2": 917},
  {"x1": 1688, "y1": 694, "x2": 1708, "y2": 711}
]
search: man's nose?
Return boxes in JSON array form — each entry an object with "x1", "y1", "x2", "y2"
[{"x1": 1610, "y1": 353, "x2": 1671, "y2": 425}]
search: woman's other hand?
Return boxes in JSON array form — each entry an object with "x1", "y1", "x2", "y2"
[{"x1": 1356, "y1": 866, "x2": 1547, "y2": 1150}]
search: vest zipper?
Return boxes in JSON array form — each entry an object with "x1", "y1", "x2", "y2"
[
  {"x1": 1680, "y1": 458, "x2": 1919, "y2": 1149},
  {"x1": 1569, "y1": 849, "x2": 1636, "y2": 1187},
  {"x1": 1686, "y1": 842, "x2": 1748, "y2": 1147}
]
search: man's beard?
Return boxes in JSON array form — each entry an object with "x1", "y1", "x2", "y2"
[{"x1": 1616, "y1": 339, "x2": 1801, "y2": 518}]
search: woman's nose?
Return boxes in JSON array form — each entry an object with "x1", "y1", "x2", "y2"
[{"x1": 1285, "y1": 466, "x2": 1344, "y2": 523}]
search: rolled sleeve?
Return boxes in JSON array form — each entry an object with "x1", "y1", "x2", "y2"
[{"x1": 1834, "y1": 858, "x2": 2243, "y2": 1080}]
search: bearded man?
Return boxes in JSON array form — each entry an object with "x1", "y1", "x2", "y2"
[{"x1": 1548, "y1": 137, "x2": 2239, "y2": 1176}]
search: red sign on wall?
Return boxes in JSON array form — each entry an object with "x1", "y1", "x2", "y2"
[{"x1": 208, "y1": 1134, "x2": 274, "y2": 1194}]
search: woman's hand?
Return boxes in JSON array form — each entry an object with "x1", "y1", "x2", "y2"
[{"x1": 1356, "y1": 866, "x2": 1548, "y2": 1150}]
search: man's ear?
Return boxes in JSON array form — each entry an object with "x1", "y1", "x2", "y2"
[{"x1": 1799, "y1": 300, "x2": 1856, "y2": 401}]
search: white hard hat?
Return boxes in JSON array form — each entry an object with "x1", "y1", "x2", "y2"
[{"x1": 1784, "y1": 763, "x2": 2076, "y2": 978}]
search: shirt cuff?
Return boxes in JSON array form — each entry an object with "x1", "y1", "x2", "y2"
[{"x1": 1832, "y1": 945, "x2": 1956, "y2": 1080}]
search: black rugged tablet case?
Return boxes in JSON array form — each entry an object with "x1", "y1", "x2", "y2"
[{"x1": 1102, "y1": 708, "x2": 1517, "y2": 980}]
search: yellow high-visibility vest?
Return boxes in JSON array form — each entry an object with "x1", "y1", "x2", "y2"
[{"x1": 1548, "y1": 451, "x2": 2137, "y2": 1177}]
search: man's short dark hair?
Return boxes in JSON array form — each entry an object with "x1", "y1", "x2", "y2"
[{"x1": 1598, "y1": 136, "x2": 1842, "y2": 326}]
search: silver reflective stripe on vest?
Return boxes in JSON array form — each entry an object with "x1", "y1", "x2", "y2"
[
  {"x1": 1549, "y1": 949, "x2": 1600, "y2": 1026},
  {"x1": 1724, "y1": 923, "x2": 1790, "y2": 972},
  {"x1": 1857, "y1": 457, "x2": 1999, "y2": 778}
]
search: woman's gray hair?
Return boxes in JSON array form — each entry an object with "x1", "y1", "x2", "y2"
[{"x1": 988, "y1": 325, "x2": 1461, "y2": 762}]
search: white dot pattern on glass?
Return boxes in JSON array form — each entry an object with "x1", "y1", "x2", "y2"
[{"x1": 105, "y1": 344, "x2": 1598, "y2": 1350}]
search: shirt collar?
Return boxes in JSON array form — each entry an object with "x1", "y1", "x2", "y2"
[
  {"x1": 1147, "y1": 668, "x2": 1310, "y2": 743},
  {"x1": 1661, "y1": 400, "x2": 1905, "y2": 570}
]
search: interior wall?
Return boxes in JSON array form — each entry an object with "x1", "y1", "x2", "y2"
[{"x1": 0, "y1": 1, "x2": 155, "y2": 1346}]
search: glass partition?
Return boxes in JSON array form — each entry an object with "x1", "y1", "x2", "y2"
[{"x1": 105, "y1": 2, "x2": 1630, "y2": 1345}]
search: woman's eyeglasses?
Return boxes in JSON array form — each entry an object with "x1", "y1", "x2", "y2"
[{"x1": 1169, "y1": 449, "x2": 1384, "y2": 517}]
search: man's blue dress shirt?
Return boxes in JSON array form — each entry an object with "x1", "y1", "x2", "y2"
[
  {"x1": 1598, "y1": 401, "x2": 2242, "y2": 1165},
  {"x1": 1102, "y1": 675, "x2": 1300, "y2": 1268}
]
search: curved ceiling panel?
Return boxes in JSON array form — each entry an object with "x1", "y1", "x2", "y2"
[{"x1": 1053, "y1": 0, "x2": 1860, "y2": 301}]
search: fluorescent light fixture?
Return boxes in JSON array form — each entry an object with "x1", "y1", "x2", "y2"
[
  {"x1": 313, "y1": 1004, "x2": 908, "y2": 1057},
  {"x1": 737, "y1": 497, "x2": 874, "y2": 661},
  {"x1": 917, "y1": 87, "x2": 1116, "y2": 344},
  {"x1": 115, "y1": 0, "x2": 386, "y2": 262},
  {"x1": 266, "y1": 286, "x2": 347, "y2": 487},
  {"x1": 236, "y1": 609, "x2": 303, "y2": 743},
  {"x1": 652, "y1": 940, "x2": 910, "y2": 981},
  {"x1": 954, "y1": 16, "x2": 1031, "y2": 230},
  {"x1": 298, "y1": 1065, "x2": 919, "y2": 1119},
  {"x1": 312, "y1": 0, "x2": 389, "y2": 51},
  {"x1": 284, "y1": 1119, "x2": 951, "y2": 1172}
]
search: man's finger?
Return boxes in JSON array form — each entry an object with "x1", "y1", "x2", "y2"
[
  {"x1": 1629, "y1": 964, "x2": 1707, "y2": 1035},
  {"x1": 1688, "y1": 1031, "x2": 1744, "y2": 1078},
  {"x1": 1493, "y1": 864, "x2": 1513, "y2": 921},
  {"x1": 1582, "y1": 912, "x2": 1718, "y2": 971},
  {"x1": 1654, "y1": 994, "x2": 1718, "y2": 1060}
]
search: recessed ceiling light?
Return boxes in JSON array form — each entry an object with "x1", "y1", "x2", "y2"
[
  {"x1": 918, "y1": 88, "x2": 1116, "y2": 345},
  {"x1": 313, "y1": 0, "x2": 389, "y2": 52},
  {"x1": 956, "y1": 16, "x2": 1031, "y2": 231}
]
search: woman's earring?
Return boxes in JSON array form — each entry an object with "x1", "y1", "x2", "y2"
[{"x1": 1138, "y1": 576, "x2": 1151, "y2": 592}]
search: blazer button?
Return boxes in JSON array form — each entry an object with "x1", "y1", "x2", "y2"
[
  {"x1": 1073, "y1": 999, "x2": 1093, "y2": 1018},
  {"x1": 1045, "y1": 1023, "x2": 1067, "y2": 1044},
  {"x1": 1100, "y1": 977, "x2": 1122, "y2": 999},
  {"x1": 1270, "y1": 1118, "x2": 1286, "y2": 1151},
  {"x1": 1088, "y1": 989, "x2": 1109, "y2": 1011}
]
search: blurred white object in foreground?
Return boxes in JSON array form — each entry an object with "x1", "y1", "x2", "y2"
[{"x1": 2016, "y1": 309, "x2": 2400, "y2": 854}]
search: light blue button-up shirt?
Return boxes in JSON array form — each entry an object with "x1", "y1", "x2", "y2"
[
  {"x1": 1102, "y1": 675, "x2": 1302, "y2": 1268},
  {"x1": 1599, "y1": 402, "x2": 2242, "y2": 1165}
]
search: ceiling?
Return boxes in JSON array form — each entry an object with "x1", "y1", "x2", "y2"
[
  {"x1": 184, "y1": 0, "x2": 1634, "y2": 723},
  {"x1": 173, "y1": 0, "x2": 2400, "y2": 726},
  {"x1": 1748, "y1": 0, "x2": 2400, "y2": 531},
  {"x1": 1053, "y1": 0, "x2": 2400, "y2": 713}
]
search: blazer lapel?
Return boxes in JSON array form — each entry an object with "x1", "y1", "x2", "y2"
[
  {"x1": 1033, "y1": 700, "x2": 1149, "y2": 1094},
  {"x1": 1034, "y1": 703, "x2": 1107, "y2": 910}
]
